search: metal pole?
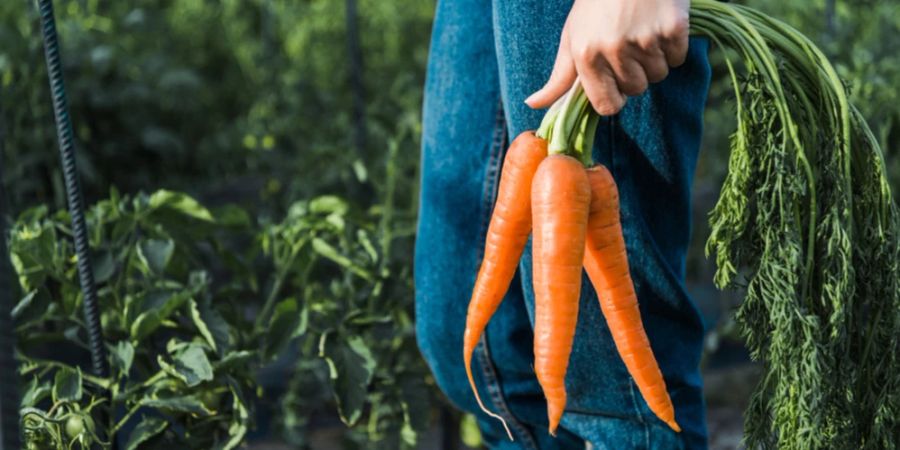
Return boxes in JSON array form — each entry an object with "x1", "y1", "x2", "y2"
[{"x1": 37, "y1": 0, "x2": 109, "y2": 382}]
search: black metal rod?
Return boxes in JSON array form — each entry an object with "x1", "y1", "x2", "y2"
[
  {"x1": 36, "y1": 0, "x2": 109, "y2": 382},
  {"x1": 0, "y1": 86, "x2": 21, "y2": 450}
]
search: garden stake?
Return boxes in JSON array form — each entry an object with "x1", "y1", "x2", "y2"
[{"x1": 37, "y1": 0, "x2": 113, "y2": 445}]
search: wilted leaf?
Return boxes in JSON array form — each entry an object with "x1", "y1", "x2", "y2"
[
  {"x1": 319, "y1": 334, "x2": 376, "y2": 425},
  {"x1": 137, "y1": 239, "x2": 175, "y2": 275},
  {"x1": 52, "y1": 366, "x2": 82, "y2": 402}
]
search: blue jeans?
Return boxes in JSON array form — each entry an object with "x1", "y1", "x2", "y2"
[{"x1": 414, "y1": 1, "x2": 712, "y2": 448}]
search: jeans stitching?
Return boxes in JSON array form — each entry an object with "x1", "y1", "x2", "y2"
[{"x1": 474, "y1": 100, "x2": 539, "y2": 450}]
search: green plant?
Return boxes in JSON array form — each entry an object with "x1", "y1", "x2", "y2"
[
  {"x1": 271, "y1": 130, "x2": 433, "y2": 449},
  {"x1": 10, "y1": 173, "x2": 432, "y2": 449},
  {"x1": 11, "y1": 190, "x2": 258, "y2": 449}
]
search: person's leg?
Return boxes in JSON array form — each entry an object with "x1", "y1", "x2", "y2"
[
  {"x1": 490, "y1": 0, "x2": 712, "y2": 448},
  {"x1": 415, "y1": 1, "x2": 577, "y2": 448}
]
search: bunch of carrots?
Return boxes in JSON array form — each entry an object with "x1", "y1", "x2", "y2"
[
  {"x1": 462, "y1": 82, "x2": 679, "y2": 438},
  {"x1": 464, "y1": 0, "x2": 900, "y2": 446}
]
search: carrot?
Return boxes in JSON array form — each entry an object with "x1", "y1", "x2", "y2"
[
  {"x1": 531, "y1": 154, "x2": 592, "y2": 435},
  {"x1": 463, "y1": 131, "x2": 547, "y2": 439},
  {"x1": 582, "y1": 165, "x2": 680, "y2": 432}
]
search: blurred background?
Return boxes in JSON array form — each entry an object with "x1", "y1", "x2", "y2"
[{"x1": 0, "y1": 0, "x2": 897, "y2": 449}]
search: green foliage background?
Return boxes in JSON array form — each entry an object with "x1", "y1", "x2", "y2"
[{"x1": 1, "y1": 0, "x2": 897, "y2": 448}]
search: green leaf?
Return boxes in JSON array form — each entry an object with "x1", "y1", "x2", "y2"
[
  {"x1": 112, "y1": 341, "x2": 135, "y2": 375},
  {"x1": 264, "y1": 298, "x2": 305, "y2": 359},
  {"x1": 130, "y1": 289, "x2": 191, "y2": 334},
  {"x1": 460, "y1": 413, "x2": 483, "y2": 448},
  {"x1": 214, "y1": 351, "x2": 254, "y2": 372},
  {"x1": 131, "y1": 310, "x2": 162, "y2": 341},
  {"x1": 213, "y1": 204, "x2": 251, "y2": 227},
  {"x1": 162, "y1": 343, "x2": 214, "y2": 387},
  {"x1": 217, "y1": 384, "x2": 250, "y2": 450},
  {"x1": 400, "y1": 377, "x2": 431, "y2": 433},
  {"x1": 92, "y1": 249, "x2": 116, "y2": 284},
  {"x1": 319, "y1": 334, "x2": 376, "y2": 426},
  {"x1": 140, "y1": 396, "x2": 213, "y2": 416},
  {"x1": 309, "y1": 195, "x2": 348, "y2": 215},
  {"x1": 356, "y1": 229, "x2": 378, "y2": 262},
  {"x1": 311, "y1": 238, "x2": 373, "y2": 281},
  {"x1": 20, "y1": 377, "x2": 51, "y2": 408},
  {"x1": 137, "y1": 239, "x2": 175, "y2": 275},
  {"x1": 189, "y1": 299, "x2": 217, "y2": 352},
  {"x1": 10, "y1": 290, "x2": 50, "y2": 325},
  {"x1": 124, "y1": 416, "x2": 167, "y2": 450},
  {"x1": 352, "y1": 159, "x2": 368, "y2": 182},
  {"x1": 148, "y1": 190, "x2": 214, "y2": 221},
  {"x1": 52, "y1": 366, "x2": 83, "y2": 403},
  {"x1": 198, "y1": 300, "x2": 231, "y2": 355}
]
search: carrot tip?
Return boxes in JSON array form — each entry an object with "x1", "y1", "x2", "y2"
[{"x1": 667, "y1": 420, "x2": 681, "y2": 433}]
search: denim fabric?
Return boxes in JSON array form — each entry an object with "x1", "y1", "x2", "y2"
[{"x1": 414, "y1": 0, "x2": 712, "y2": 448}]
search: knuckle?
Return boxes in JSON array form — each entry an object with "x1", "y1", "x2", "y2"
[
  {"x1": 663, "y1": 14, "x2": 689, "y2": 39},
  {"x1": 634, "y1": 33, "x2": 658, "y2": 51},
  {"x1": 595, "y1": 38, "x2": 624, "y2": 57},
  {"x1": 574, "y1": 44, "x2": 595, "y2": 64}
]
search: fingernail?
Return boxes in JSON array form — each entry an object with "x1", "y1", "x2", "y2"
[{"x1": 524, "y1": 92, "x2": 539, "y2": 105}]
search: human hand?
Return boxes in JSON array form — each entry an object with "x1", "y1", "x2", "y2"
[{"x1": 525, "y1": 0, "x2": 690, "y2": 115}]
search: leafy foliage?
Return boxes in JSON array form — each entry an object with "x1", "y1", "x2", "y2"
[
  {"x1": 9, "y1": 181, "x2": 431, "y2": 448},
  {"x1": 694, "y1": 1, "x2": 900, "y2": 448},
  {"x1": 3, "y1": 0, "x2": 899, "y2": 448},
  {"x1": 11, "y1": 189, "x2": 257, "y2": 449}
]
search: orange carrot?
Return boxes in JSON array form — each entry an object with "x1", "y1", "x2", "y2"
[
  {"x1": 531, "y1": 154, "x2": 592, "y2": 435},
  {"x1": 463, "y1": 131, "x2": 547, "y2": 438},
  {"x1": 582, "y1": 165, "x2": 680, "y2": 432}
]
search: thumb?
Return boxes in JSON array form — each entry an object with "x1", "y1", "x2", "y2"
[{"x1": 526, "y1": 24, "x2": 577, "y2": 109}]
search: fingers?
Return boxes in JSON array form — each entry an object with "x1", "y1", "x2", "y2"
[
  {"x1": 525, "y1": 21, "x2": 578, "y2": 109},
  {"x1": 573, "y1": 48, "x2": 626, "y2": 116},
  {"x1": 609, "y1": 55, "x2": 648, "y2": 97},
  {"x1": 660, "y1": 13, "x2": 690, "y2": 67},
  {"x1": 529, "y1": 6, "x2": 690, "y2": 115},
  {"x1": 633, "y1": 43, "x2": 669, "y2": 84}
]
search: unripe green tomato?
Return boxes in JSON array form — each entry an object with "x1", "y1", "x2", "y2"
[{"x1": 65, "y1": 415, "x2": 85, "y2": 439}]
